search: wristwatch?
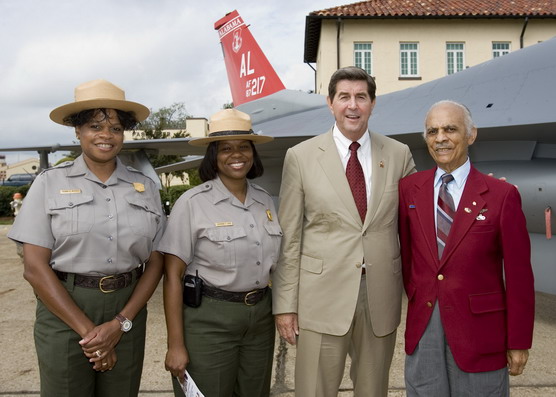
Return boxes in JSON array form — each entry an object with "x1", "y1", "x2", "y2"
[{"x1": 115, "y1": 313, "x2": 132, "y2": 332}]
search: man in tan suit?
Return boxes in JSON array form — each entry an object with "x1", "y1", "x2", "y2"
[{"x1": 272, "y1": 67, "x2": 415, "y2": 397}]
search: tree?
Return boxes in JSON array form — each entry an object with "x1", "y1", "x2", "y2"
[{"x1": 134, "y1": 103, "x2": 193, "y2": 188}]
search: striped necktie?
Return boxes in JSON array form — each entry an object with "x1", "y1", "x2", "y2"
[
  {"x1": 346, "y1": 142, "x2": 367, "y2": 222},
  {"x1": 437, "y1": 173, "x2": 456, "y2": 258}
]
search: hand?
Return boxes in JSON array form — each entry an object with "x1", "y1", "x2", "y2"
[
  {"x1": 165, "y1": 345, "x2": 189, "y2": 384},
  {"x1": 93, "y1": 349, "x2": 117, "y2": 372},
  {"x1": 275, "y1": 313, "x2": 299, "y2": 345},
  {"x1": 80, "y1": 319, "x2": 123, "y2": 364},
  {"x1": 507, "y1": 349, "x2": 529, "y2": 376}
]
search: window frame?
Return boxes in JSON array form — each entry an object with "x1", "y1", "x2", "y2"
[
  {"x1": 399, "y1": 42, "x2": 419, "y2": 78},
  {"x1": 354, "y1": 42, "x2": 373, "y2": 75},
  {"x1": 446, "y1": 42, "x2": 465, "y2": 75},
  {"x1": 492, "y1": 42, "x2": 511, "y2": 58}
]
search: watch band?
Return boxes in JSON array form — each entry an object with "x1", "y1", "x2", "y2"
[{"x1": 115, "y1": 313, "x2": 132, "y2": 332}]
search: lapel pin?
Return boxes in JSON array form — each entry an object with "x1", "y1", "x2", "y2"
[
  {"x1": 379, "y1": 161, "x2": 384, "y2": 168},
  {"x1": 464, "y1": 207, "x2": 472, "y2": 213},
  {"x1": 472, "y1": 201, "x2": 477, "y2": 206},
  {"x1": 266, "y1": 209, "x2": 273, "y2": 221},
  {"x1": 133, "y1": 182, "x2": 145, "y2": 192},
  {"x1": 409, "y1": 204, "x2": 416, "y2": 209},
  {"x1": 479, "y1": 208, "x2": 488, "y2": 214},
  {"x1": 476, "y1": 214, "x2": 486, "y2": 220}
]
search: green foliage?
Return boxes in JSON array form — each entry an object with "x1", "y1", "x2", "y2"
[
  {"x1": 55, "y1": 156, "x2": 77, "y2": 166},
  {"x1": 187, "y1": 168, "x2": 202, "y2": 186},
  {"x1": 160, "y1": 184, "x2": 193, "y2": 213},
  {"x1": 132, "y1": 103, "x2": 192, "y2": 189},
  {"x1": 0, "y1": 185, "x2": 31, "y2": 217}
]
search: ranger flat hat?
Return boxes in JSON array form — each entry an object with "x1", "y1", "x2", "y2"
[
  {"x1": 189, "y1": 108, "x2": 273, "y2": 146},
  {"x1": 49, "y1": 79, "x2": 150, "y2": 125}
]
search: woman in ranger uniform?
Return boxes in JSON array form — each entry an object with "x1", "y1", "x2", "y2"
[
  {"x1": 159, "y1": 109, "x2": 282, "y2": 397},
  {"x1": 8, "y1": 79, "x2": 165, "y2": 397}
]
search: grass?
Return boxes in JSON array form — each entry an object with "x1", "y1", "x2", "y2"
[{"x1": 0, "y1": 217, "x2": 14, "y2": 225}]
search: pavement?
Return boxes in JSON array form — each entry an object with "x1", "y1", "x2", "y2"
[{"x1": 1, "y1": 224, "x2": 555, "y2": 397}]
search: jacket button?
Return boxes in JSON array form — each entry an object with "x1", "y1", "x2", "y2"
[
  {"x1": 426, "y1": 301, "x2": 433, "y2": 308},
  {"x1": 437, "y1": 274, "x2": 444, "y2": 280},
  {"x1": 355, "y1": 262, "x2": 362, "y2": 268}
]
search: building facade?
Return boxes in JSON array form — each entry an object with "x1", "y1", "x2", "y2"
[{"x1": 304, "y1": 1, "x2": 556, "y2": 95}]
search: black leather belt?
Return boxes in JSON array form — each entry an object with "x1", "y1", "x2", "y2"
[
  {"x1": 54, "y1": 267, "x2": 143, "y2": 293},
  {"x1": 202, "y1": 285, "x2": 268, "y2": 306}
]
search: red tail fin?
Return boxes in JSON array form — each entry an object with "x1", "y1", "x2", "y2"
[{"x1": 215, "y1": 10, "x2": 285, "y2": 106}]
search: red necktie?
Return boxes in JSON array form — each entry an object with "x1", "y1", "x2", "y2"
[
  {"x1": 346, "y1": 142, "x2": 367, "y2": 222},
  {"x1": 437, "y1": 173, "x2": 456, "y2": 258}
]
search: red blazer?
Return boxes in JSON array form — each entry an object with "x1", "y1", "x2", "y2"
[{"x1": 398, "y1": 166, "x2": 535, "y2": 373}]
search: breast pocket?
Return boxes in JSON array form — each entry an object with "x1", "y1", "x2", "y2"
[
  {"x1": 48, "y1": 195, "x2": 94, "y2": 237},
  {"x1": 264, "y1": 222, "x2": 283, "y2": 263},
  {"x1": 205, "y1": 226, "x2": 247, "y2": 266},
  {"x1": 125, "y1": 194, "x2": 162, "y2": 239}
]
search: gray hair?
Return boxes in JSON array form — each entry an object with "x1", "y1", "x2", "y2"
[{"x1": 423, "y1": 100, "x2": 476, "y2": 139}]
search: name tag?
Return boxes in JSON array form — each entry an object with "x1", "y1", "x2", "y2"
[
  {"x1": 215, "y1": 222, "x2": 233, "y2": 227},
  {"x1": 60, "y1": 189, "x2": 81, "y2": 194}
]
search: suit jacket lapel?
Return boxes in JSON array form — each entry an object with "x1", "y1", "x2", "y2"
[
  {"x1": 440, "y1": 167, "x2": 488, "y2": 267},
  {"x1": 364, "y1": 132, "x2": 385, "y2": 230},
  {"x1": 317, "y1": 130, "x2": 362, "y2": 225},
  {"x1": 412, "y1": 169, "x2": 439, "y2": 268}
]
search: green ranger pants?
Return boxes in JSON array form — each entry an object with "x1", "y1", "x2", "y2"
[
  {"x1": 34, "y1": 273, "x2": 146, "y2": 397},
  {"x1": 172, "y1": 291, "x2": 275, "y2": 397}
]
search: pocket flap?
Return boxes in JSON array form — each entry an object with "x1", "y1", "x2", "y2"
[
  {"x1": 206, "y1": 226, "x2": 247, "y2": 242},
  {"x1": 125, "y1": 195, "x2": 161, "y2": 216},
  {"x1": 48, "y1": 194, "x2": 94, "y2": 210},
  {"x1": 300, "y1": 255, "x2": 323, "y2": 274},
  {"x1": 469, "y1": 292, "x2": 506, "y2": 314},
  {"x1": 264, "y1": 223, "x2": 283, "y2": 236}
]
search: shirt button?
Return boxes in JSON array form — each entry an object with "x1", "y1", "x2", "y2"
[
  {"x1": 106, "y1": 198, "x2": 111, "y2": 202},
  {"x1": 108, "y1": 214, "x2": 113, "y2": 219},
  {"x1": 107, "y1": 258, "x2": 113, "y2": 263},
  {"x1": 68, "y1": 202, "x2": 74, "y2": 207},
  {"x1": 256, "y1": 241, "x2": 260, "y2": 246},
  {"x1": 108, "y1": 236, "x2": 113, "y2": 241},
  {"x1": 355, "y1": 262, "x2": 362, "y2": 268},
  {"x1": 227, "y1": 236, "x2": 231, "y2": 241},
  {"x1": 102, "y1": 185, "x2": 107, "y2": 189},
  {"x1": 256, "y1": 261, "x2": 261, "y2": 266},
  {"x1": 255, "y1": 281, "x2": 260, "y2": 285},
  {"x1": 250, "y1": 224, "x2": 254, "y2": 228},
  {"x1": 437, "y1": 274, "x2": 444, "y2": 281}
]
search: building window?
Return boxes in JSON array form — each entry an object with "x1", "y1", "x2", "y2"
[
  {"x1": 492, "y1": 42, "x2": 510, "y2": 58},
  {"x1": 354, "y1": 43, "x2": 372, "y2": 75},
  {"x1": 400, "y1": 43, "x2": 419, "y2": 77},
  {"x1": 446, "y1": 43, "x2": 465, "y2": 75}
]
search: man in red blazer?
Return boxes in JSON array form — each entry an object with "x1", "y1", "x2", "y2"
[{"x1": 398, "y1": 100, "x2": 535, "y2": 396}]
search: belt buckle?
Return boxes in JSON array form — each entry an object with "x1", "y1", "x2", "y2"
[
  {"x1": 244, "y1": 290, "x2": 258, "y2": 306},
  {"x1": 99, "y1": 275, "x2": 117, "y2": 293}
]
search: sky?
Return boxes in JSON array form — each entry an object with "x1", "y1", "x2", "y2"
[{"x1": 0, "y1": 0, "x2": 343, "y2": 165}]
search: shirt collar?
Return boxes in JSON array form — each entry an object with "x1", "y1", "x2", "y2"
[
  {"x1": 434, "y1": 158, "x2": 471, "y2": 189},
  {"x1": 211, "y1": 176, "x2": 262, "y2": 207},
  {"x1": 332, "y1": 123, "x2": 370, "y2": 159},
  {"x1": 67, "y1": 155, "x2": 134, "y2": 185}
]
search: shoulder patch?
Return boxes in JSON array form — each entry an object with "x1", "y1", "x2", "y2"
[
  {"x1": 250, "y1": 182, "x2": 271, "y2": 196},
  {"x1": 41, "y1": 160, "x2": 74, "y2": 174},
  {"x1": 183, "y1": 181, "x2": 212, "y2": 199}
]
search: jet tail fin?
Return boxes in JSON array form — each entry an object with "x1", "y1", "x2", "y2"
[{"x1": 215, "y1": 10, "x2": 285, "y2": 106}]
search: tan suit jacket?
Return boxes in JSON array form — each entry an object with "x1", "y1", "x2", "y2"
[{"x1": 273, "y1": 129, "x2": 416, "y2": 337}]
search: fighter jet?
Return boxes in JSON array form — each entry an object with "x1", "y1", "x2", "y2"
[
  {"x1": 1, "y1": 10, "x2": 554, "y2": 293},
  {"x1": 214, "y1": 10, "x2": 556, "y2": 294}
]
